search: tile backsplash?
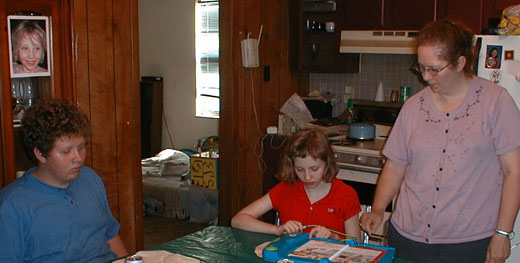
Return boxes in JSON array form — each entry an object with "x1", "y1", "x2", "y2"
[{"x1": 310, "y1": 54, "x2": 425, "y2": 117}]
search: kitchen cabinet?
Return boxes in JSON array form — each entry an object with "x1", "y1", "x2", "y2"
[
  {"x1": 482, "y1": 0, "x2": 519, "y2": 31},
  {"x1": 343, "y1": 0, "x2": 435, "y2": 30},
  {"x1": 344, "y1": 0, "x2": 517, "y2": 35},
  {"x1": 292, "y1": 0, "x2": 359, "y2": 73},
  {"x1": 343, "y1": 1, "x2": 383, "y2": 29},
  {"x1": 1, "y1": 0, "x2": 71, "y2": 183},
  {"x1": 384, "y1": 0, "x2": 436, "y2": 29},
  {"x1": 343, "y1": 0, "x2": 517, "y2": 37},
  {"x1": 437, "y1": 0, "x2": 484, "y2": 34},
  {"x1": 0, "y1": 0, "x2": 142, "y2": 252}
]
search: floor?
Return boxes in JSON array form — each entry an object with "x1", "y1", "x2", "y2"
[{"x1": 143, "y1": 215, "x2": 209, "y2": 249}]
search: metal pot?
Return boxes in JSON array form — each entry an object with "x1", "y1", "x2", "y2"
[{"x1": 348, "y1": 122, "x2": 375, "y2": 140}]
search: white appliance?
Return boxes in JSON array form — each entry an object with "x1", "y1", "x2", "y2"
[
  {"x1": 475, "y1": 35, "x2": 520, "y2": 262},
  {"x1": 476, "y1": 35, "x2": 520, "y2": 110},
  {"x1": 340, "y1": 30, "x2": 418, "y2": 54}
]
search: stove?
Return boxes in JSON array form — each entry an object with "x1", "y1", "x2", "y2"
[
  {"x1": 331, "y1": 101, "x2": 401, "y2": 244},
  {"x1": 330, "y1": 100, "x2": 401, "y2": 182},
  {"x1": 333, "y1": 138, "x2": 386, "y2": 183}
]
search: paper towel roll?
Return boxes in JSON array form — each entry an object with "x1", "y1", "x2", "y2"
[{"x1": 375, "y1": 81, "x2": 384, "y2": 102}]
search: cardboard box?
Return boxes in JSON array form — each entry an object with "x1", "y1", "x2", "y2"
[{"x1": 190, "y1": 152, "x2": 219, "y2": 189}]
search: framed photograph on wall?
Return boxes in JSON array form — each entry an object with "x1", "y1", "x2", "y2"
[{"x1": 8, "y1": 15, "x2": 51, "y2": 78}]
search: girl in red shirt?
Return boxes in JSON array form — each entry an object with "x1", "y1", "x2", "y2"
[{"x1": 232, "y1": 128, "x2": 361, "y2": 241}]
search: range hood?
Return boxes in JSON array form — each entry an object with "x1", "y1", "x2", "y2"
[{"x1": 340, "y1": 30, "x2": 418, "y2": 54}]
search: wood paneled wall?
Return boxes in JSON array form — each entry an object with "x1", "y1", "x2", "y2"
[
  {"x1": 1, "y1": 0, "x2": 140, "y2": 253},
  {"x1": 72, "y1": 0, "x2": 143, "y2": 251},
  {"x1": 219, "y1": 0, "x2": 306, "y2": 225}
]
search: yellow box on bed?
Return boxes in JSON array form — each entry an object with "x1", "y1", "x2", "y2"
[{"x1": 190, "y1": 152, "x2": 219, "y2": 189}]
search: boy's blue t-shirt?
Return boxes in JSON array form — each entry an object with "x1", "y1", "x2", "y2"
[{"x1": 0, "y1": 166, "x2": 120, "y2": 262}]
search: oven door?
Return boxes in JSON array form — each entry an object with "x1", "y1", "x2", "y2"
[
  {"x1": 337, "y1": 168, "x2": 393, "y2": 246},
  {"x1": 335, "y1": 151, "x2": 385, "y2": 174}
]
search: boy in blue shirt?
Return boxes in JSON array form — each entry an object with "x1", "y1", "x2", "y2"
[{"x1": 0, "y1": 99, "x2": 127, "y2": 262}]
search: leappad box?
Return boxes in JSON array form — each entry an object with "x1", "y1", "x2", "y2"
[
  {"x1": 190, "y1": 152, "x2": 218, "y2": 189},
  {"x1": 263, "y1": 232, "x2": 395, "y2": 263}
]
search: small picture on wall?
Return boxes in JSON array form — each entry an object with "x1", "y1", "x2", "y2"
[
  {"x1": 484, "y1": 45, "x2": 502, "y2": 69},
  {"x1": 8, "y1": 15, "x2": 51, "y2": 78}
]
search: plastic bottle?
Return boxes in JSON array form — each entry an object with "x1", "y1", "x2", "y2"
[
  {"x1": 375, "y1": 81, "x2": 384, "y2": 102},
  {"x1": 346, "y1": 99, "x2": 354, "y2": 124}
]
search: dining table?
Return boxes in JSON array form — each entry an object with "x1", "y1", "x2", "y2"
[
  {"x1": 135, "y1": 225, "x2": 413, "y2": 263},
  {"x1": 149, "y1": 225, "x2": 273, "y2": 262}
]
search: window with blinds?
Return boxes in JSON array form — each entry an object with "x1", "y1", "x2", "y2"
[{"x1": 195, "y1": 0, "x2": 219, "y2": 118}]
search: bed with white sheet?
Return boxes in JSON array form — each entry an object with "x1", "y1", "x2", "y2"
[{"x1": 141, "y1": 149, "x2": 218, "y2": 224}]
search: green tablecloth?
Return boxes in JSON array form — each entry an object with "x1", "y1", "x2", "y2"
[
  {"x1": 150, "y1": 226, "x2": 413, "y2": 263},
  {"x1": 151, "y1": 226, "x2": 276, "y2": 262}
]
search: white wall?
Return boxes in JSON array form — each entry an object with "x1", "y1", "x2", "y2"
[{"x1": 139, "y1": 0, "x2": 218, "y2": 150}]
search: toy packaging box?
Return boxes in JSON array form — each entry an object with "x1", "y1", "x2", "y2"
[
  {"x1": 263, "y1": 232, "x2": 395, "y2": 263},
  {"x1": 190, "y1": 152, "x2": 218, "y2": 189}
]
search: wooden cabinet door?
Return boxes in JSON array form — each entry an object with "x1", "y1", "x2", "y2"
[
  {"x1": 437, "y1": 0, "x2": 483, "y2": 34},
  {"x1": 482, "y1": 0, "x2": 519, "y2": 31},
  {"x1": 1, "y1": 0, "x2": 73, "y2": 188},
  {"x1": 296, "y1": 0, "x2": 359, "y2": 73},
  {"x1": 343, "y1": 1, "x2": 383, "y2": 29},
  {"x1": 384, "y1": 0, "x2": 436, "y2": 30},
  {"x1": 344, "y1": 0, "x2": 436, "y2": 30}
]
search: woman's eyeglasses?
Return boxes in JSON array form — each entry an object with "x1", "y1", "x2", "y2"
[{"x1": 412, "y1": 62, "x2": 452, "y2": 76}]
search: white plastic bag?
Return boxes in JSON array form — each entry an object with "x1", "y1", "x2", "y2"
[{"x1": 141, "y1": 149, "x2": 190, "y2": 177}]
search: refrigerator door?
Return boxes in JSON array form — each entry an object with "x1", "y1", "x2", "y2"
[
  {"x1": 510, "y1": 216, "x2": 520, "y2": 262},
  {"x1": 476, "y1": 35, "x2": 520, "y2": 110},
  {"x1": 476, "y1": 35, "x2": 520, "y2": 263}
]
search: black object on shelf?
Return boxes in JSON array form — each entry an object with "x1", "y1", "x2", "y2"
[
  {"x1": 303, "y1": 0, "x2": 336, "y2": 12},
  {"x1": 140, "y1": 76, "x2": 163, "y2": 158},
  {"x1": 303, "y1": 99, "x2": 332, "y2": 119}
]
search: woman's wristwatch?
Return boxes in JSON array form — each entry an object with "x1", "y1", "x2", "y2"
[{"x1": 495, "y1": 229, "x2": 515, "y2": 240}]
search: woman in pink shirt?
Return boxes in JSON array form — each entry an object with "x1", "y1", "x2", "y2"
[{"x1": 360, "y1": 20, "x2": 520, "y2": 263}]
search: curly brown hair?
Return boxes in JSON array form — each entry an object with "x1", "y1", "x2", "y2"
[
  {"x1": 276, "y1": 128, "x2": 338, "y2": 183},
  {"x1": 22, "y1": 99, "x2": 90, "y2": 160}
]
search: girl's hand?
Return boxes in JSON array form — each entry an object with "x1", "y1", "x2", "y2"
[
  {"x1": 277, "y1": 220, "x2": 303, "y2": 235},
  {"x1": 309, "y1": 225, "x2": 334, "y2": 239}
]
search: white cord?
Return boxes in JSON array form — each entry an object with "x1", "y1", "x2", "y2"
[
  {"x1": 162, "y1": 107, "x2": 175, "y2": 149},
  {"x1": 249, "y1": 69, "x2": 267, "y2": 174},
  {"x1": 250, "y1": 69, "x2": 262, "y2": 134}
]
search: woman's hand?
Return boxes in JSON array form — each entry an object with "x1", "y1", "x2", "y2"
[
  {"x1": 359, "y1": 211, "x2": 384, "y2": 236},
  {"x1": 277, "y1": 220, "x2": 303, "y2": 235},
  {"x1": 309, "y1": 225, "x2": 334, "y2": 239},
  {"x1": 485, "y1": 235, "x2": 511, "y2": 263}
]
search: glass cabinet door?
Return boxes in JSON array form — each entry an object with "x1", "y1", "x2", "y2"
[{"x1": 1, "y1": 0, "x2": 73, "y2": 187}]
